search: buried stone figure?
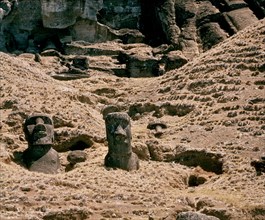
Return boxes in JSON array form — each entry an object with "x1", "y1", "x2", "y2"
[
  {"x1": 23, "y1": 114, "x2": 60, "y2": 174},
  {"x1": 105, "y1": 112, "x2": 139, "y2": 171}
]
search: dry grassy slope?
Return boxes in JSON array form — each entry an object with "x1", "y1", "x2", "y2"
[{"x1": 0, "y1": 19, "x2": 265, "y2": 220}]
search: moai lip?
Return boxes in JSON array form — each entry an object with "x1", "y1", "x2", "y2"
[{"x1": 104, "y1": 112, "x2": 139, "y2": 171}]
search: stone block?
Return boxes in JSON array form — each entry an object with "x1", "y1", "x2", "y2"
[{"x1": 223, "y1": 8, "x2": 259, "y2": 33}]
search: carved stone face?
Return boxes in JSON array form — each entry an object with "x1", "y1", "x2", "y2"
[
  {"x1": 105, "y1": 112, "x2": 132, "y2": 155},
  {"x1": 24, "y1": 114, "x2": 54, "y2": 146}
]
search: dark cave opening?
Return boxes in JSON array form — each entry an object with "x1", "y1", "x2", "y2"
[
  {"x1": 188, "y1": 174, "x2": 207, "y2": 187},
  {"x1": 140, "y1": 0, "x2": 167, "y2": 47},
  {"x1": 69, "y1": 140, "x2": 91, "y2": 151}
]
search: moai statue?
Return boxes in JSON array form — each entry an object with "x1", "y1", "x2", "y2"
[
  {"x1": 104, "y1": 112, "x2": 139, "y2": 171},
  {"x1": 23, "y1": 114, "x2": 60, "y2": 174}
]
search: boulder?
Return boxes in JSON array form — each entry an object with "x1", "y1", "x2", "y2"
[
  {"x1": 43, "y1": 208, "x2": 92, "y2": 220},
  {"x1": 223, "y1": 8, "x2": 259, "y2": 33},
  {"x1": 196, "y1": 197, "x2": 228, "y2": 211},
  {"x1": 126, "y1": 54, "x2": 159, "y2": 77},
  {"x1": 222, "y1": 0, "x2": 248, "y2": 11},
  {"x1": 163, "y1": 50, "x2": 188, "y2": 71},
  {"x1": 72, "y1": 56, "x2": 89, "y2": 70},
  {"x1": 201, "y1": 207, "x2": 233, "y2": 220},
  {"x1": 198, "y1": 22, "x2": 228, "y2": 51},
  {"x1": 146, "y1": 140, "x2": 176, "y2": 162},
  {"x1": 132, "y1": 142, "x2": 150, "y2": 161},
  {"x1": 176, "y1": 211, "x2": 220, "y2": 220},
  {"x1": 188, "y1": 167, "x2": 215, "y2": 187},
  {"x1": 67, "y1": 150, "x2": 87, "y2": 165},
  {"x1": 118, "y1": 45, "x2": 159, "y2": 77},
  {"x1": 156, "y1": 0, "x2": 181, "y2": 47}
]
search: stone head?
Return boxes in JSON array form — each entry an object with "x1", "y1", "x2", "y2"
[
  {"x1": 105, "y1": 112, "x2": 132, "y2": 155},
  {"x1": 23, "y1": 114, "x2": 54, "y2": 146}
]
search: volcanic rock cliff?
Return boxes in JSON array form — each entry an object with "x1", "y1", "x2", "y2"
[{"x1": 0, "y1": 0, "x2": 264, "y2": 58}]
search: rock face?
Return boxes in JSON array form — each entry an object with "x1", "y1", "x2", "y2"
[
  {"x1": 119, "y1": 46, "x2": 159, "y2": 77},
  {"x1": 98, "y1": 0, "x2": 141, "y2": 29},
  {"x1": 223, "y1": 8, "x2": 259, "y2": 33},
  {"x1": 0, "y1": 0, "x2": 263, "y2": 59},
  {"x1": 40, "y1": 0, "x2": 104, "y2": 28}
]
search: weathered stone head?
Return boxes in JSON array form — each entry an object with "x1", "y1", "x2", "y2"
[
  {"x1": 23, "y1": 113, "x2": 54, "y2": 147},
  {"x1": 23, "y1": 113, "x2": 60, "y2": 174},
  {"x1": 105, "y1": 112, "x2": 132, "y2": 154},
  {"x1": 105, "y1": 112, "x2": 139, "y2": 171}
]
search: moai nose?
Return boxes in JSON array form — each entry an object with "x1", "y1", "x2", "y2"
[
  {"x1": 36, "y1": 118, "x2": 45, "y2": 125},
  {"x1": 114, "y1": 125, "x2": 127, "y2": 137},
  {"x1": 35, "y1": 118, "x2": 46, "y2": 131}
]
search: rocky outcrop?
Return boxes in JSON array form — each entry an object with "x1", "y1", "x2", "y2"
[
  {"x1": 98, "y1": 0, "x2": 141, "y2": 29},
  {"x1": 40, "y1": 0, "x2": 103, "y2": 29},
  {"x1": 176, "y1": 211, "x2": 220, "y2": 220},
  {"x1": 0, "y1": 0, "x2": 264, "y2": 65},
  {"x1": 118, "y1": 44, "x2": 159, "y2": 77}
]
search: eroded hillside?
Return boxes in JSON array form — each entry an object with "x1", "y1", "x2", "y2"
[{"x1": 0, "y1": 15, "x2": 264, "y2": 219}]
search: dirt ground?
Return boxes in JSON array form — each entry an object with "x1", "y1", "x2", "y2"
[{"x1": 0, "y1": 19, "x2": 265, "y2": 220}]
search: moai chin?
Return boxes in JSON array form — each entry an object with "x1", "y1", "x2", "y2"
[
  {"x1": 104, "y1": 112, "x2": 139, "y2": 171},
  {"x1": 23, "y1": 113, "x2": 60, "y2": 174}
]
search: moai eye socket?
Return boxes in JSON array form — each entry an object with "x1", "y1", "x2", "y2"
[
  {"x1": 40, "y1": 116, "x2": 53, "y2": 125},
  {"x1": 25, "y1": 117, "x2": 37, "y2": 126},
  {"x1": 26, "y1": 115, "x2": 53, "y2": 125},
  {"x1": 119, "y1": 118, "x2": 130, "y2": 128}
]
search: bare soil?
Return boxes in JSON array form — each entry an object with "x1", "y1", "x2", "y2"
[{"x1": 0, "y1": 19, "x2": 265, "y2": 220}]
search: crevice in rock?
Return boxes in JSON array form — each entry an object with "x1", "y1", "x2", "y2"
[
  {"x1": 175, "y1": 4, "x2": 195, "y2": 28},
  {"x1": 139, "y1": 0, "x2": 167, "y2": 46},
  {"x1": 175, "y1": 150, "x2": 223, "y2": 175},
  {"x1": 244, "y1": 0, "x2": 265, "y2": 19},
  {"x1": 218, "y1": 14, "x2": 235, "y2": 36}
]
